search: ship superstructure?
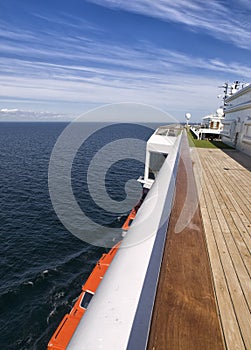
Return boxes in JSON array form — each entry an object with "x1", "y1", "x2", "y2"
[
  {"x1": 47, "y1": 120, "x2": 251, "y2": 350},
  {"x1": 221, "y1": 81, "x2": 251, "y2": 156},
  {"x1": 190, "y1": 108, "x2": 224, "y2": 140}
]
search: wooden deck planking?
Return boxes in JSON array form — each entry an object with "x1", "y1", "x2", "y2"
[
  {"x1": 213, "y1": 153, "x2": 250, "y2": 208},
  {"x1": 202, "y1": 151, "x2": 251, "y2": 209},
  {"x1": 202, "y1": 151, "x2": 251, "y2": 223},
  {"x1": 199, "y1": 151, "x2": 251, "y2": 276},
  {"x1": 196, "y1": 150, "x2": 251, "y2": 265},
  {"x1": 147, "y1": 135, "x2": 225, "y2": 350},
  {"x1": 201, "y1": 159, "x2": 251, "y2": 306},
  {"x1": 200, "y1": 202, "x2": 245, "y2": 350},
  {"x1": 200, "y1": 156, "x2": 251, "y2": 279},
  {"x1": 192, "y1": 148, "x2": 251, "y2": 350},
  {"x1": 211, "y1": 166, "x2": 251, "y2": 225}
]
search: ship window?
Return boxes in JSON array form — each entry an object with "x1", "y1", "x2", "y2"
[
  {"x1": 148, "y1": 152, "x2": 167, "y2": 179},
  {"x1": 81, "y1": 292, "x2": 94, "y2": 309},
  {"x1": 156, "y1": 127, "x2": 168, "y2": 135},
  {"x1": 167, "y1": 129, "x2": 176, "y2": 137},
  {"x1": 156, "y1": 127, "x2": 177, "y2": 136},
  {"x1": 246, "y1": 125, "x2": 251, "y2": 138}
]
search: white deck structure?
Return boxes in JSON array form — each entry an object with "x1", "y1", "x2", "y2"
[
  {"x1": 221, "y1": 82, "x2": 251, "y2": 156},
  {"x1": 190, "y1": 109, "x2": 224, "y2": 140},
  {"x1": 138, "y1": 125, "x2": 179, "y2": 189}
]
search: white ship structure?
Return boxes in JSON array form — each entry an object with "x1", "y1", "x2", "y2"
[
  {"x1": 47, "y1": 83, "x2": 251, "y2": 350},
  {"x1": 190, "y1": 108, "x2": 224, "y2": 140},
  {"x1": 221, "y1": 81, "x2": 251, "y2": 156}
]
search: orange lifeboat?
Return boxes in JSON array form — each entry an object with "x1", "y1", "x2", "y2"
[
  {"x1": 122, "y1": 207, "x2": 137, "y2": 231},
  {"x1": 122, "y1": 188, "x2": 148, "y2": 231},
  {"x1": 47, "y1": 242, "x2": 120, "y2": 350},
  {"x1": 47, "y1": 189, "x2": 148, "y2": 350}
]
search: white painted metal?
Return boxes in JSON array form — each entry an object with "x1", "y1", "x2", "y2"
[
  {"x1": 67, "y1": 132, "x2": 182, "y2": 350},
  {"x1": 190, "y1": 111, "x2": 224, "y2": 140},
  {"x1": 222, "y1": 83, "x2": 251, "y2": 156},
  {"x1": 141, "y1": 126, "x2": 178, "y2": 189}
]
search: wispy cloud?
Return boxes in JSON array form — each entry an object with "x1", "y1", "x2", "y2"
[
  {"x1": 88, "y1": 0, "x2": 251, "y2": 49},
  {"x1": 0, "y1": 108, "x2": 71, "y2": 121},
  {"x1": 1, "y1": 5, "x2": 250, "y2": 121},
  {"x1": 1, "y1": 34, "x2": 251, "y2": 121},
  {"x1": 1, "y1": 41, "x2": 251, "y2": 95},
  {"x1": 1, "y1": 108, "x2": 19, "y2": 112}
]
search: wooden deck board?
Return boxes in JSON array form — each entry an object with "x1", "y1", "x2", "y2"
[
  {"x1": 213, "y1": 169, "x2": 250, "y2": 224},
  {"x1": 199, "y1": 152, "x2": 251, "y2": 273},
  {"x1": 201, "y1": 150, "x2": 251, "y2": 208},
  {"x1": 200, "y1": 204, "x2": 245, "y2": 350},
  {"x1": 201, "y1": 163, "x2": 251, "y2": 309},
  {"x1": 147, "y1": 135, "x2": 225, "y2": 350},
  {"x1": 192, "y1": 147, "x2": 251, "y2": 350},
  {"x1": 202, "y1": 152, "x2": 251, "y2": 223}
]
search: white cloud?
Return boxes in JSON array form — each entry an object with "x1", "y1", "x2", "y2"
[
  {"x1": 1, "y1": 7, "x2": 250, "y2": 122},
  {"x1": 0, "y1": 108, "x2": 19, "y2": 112},
  {"x1": 1, "y1": 39, "x2": 251, "y2": 121},
  {"x1": 88, "y1": 0, "x2": 251, "y2": 49},
  {"x1": 0, "y1": 108, "x2": 73, "y2": 121}
]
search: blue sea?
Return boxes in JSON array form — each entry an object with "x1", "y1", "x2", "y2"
[{"x1": 0, "y1": 122, "x2": 155, "y2": 349}]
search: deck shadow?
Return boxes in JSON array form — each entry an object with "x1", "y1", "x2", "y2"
[{"x1": 221, "y1": 149, "x2": 251, "y2": 172}]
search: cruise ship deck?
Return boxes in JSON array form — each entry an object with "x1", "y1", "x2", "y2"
[
  {"x1": 54, "y1": 130, "x2": 250, "y2": 350},
  {"x1": 148, "y1": 138, "x2": 251, "y2": 350}
]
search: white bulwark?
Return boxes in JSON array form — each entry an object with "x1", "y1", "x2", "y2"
[
  {"x1": 67, "y1": 127, "x2": 183, "y2": 350},
  {"x1": 222, "y1": 82, "x2": 251, "y2": 156}
]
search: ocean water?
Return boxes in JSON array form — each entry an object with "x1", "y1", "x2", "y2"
[{"x1": 0, "y1": 122, "x2": 154, "y2": 350}]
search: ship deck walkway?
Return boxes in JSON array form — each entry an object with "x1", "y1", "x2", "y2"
[
  {"x1": 147, "y1": 136, "x2": 251, "y2": 350},
  {"x1": 147, "y1": 134, "x2": 225, "y2": 350},
  {"x1": 192, "y1": 148, "x2": 251, "y2": 350}
]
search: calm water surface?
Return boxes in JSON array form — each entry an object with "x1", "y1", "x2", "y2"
[{"x1": 0, "y1": 122, "x2": 153, "y2": 349}]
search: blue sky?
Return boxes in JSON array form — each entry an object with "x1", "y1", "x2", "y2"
[{"x1": 1, "y1": 0, "x2": 251, "y2": 122}]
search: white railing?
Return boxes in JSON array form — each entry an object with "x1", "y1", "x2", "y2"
[
  {"x1": 67, "y1": 132, "x2": 183, "y2": 350},
  {"x1": 190, "y1": 127, "x2": 200, "y2": 139}
]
